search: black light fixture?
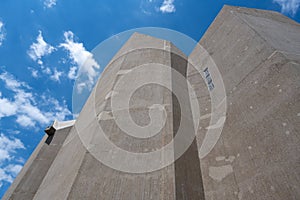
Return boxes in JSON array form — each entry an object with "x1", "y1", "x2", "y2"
[{"x1": 44, "y1": 125, "x2": 56, "y2": 136}]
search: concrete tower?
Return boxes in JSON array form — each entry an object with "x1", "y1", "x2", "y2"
[
  {"x1": 3, "y1": 5, "x2": 300, "y2": 200},
  {"x1": 188, "y1": 5, "x2": 300, "y2": 199}
]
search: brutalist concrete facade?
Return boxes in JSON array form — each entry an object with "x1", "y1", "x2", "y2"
[
  {"x1": 3, "y1": 5, "x2": 300, "y2": 200},
  {"x1": 188, "y1": 5, "x2": 300, "y2": 200}
]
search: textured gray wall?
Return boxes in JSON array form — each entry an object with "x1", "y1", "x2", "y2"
[{"x1": 188, "y1": 5, "x2": 300, "y2": 200}]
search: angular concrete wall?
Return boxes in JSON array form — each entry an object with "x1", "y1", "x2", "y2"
[
  {"x1": 66, "y1": 33, "x2": 178, "y2": 200},
  {"x1": 188, "y1": 5, "x2": 300, "y2": 200},
  {"x1": 63, "y1": 33, "x2": 204, "y2": 200}
]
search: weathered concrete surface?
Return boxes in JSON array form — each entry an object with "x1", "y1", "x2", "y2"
[
  {"x1": 188, "y1": 5, "x2": 300, "y2": 200},
  {"x1": 66, "y1": 34, "x2": 204, "y2": 200},
  {"x1": 67, "y1": 34, "x2": 178, "y2": 200}
]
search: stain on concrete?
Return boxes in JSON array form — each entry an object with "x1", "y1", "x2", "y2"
[
  {"x1": 97, "y1": 111, "x2": 114, "y2": 121},
  {"x1": 117, "y1": 69, "x2": 132, "y2": 75},
  {"x1": 205, "y1": 116, "x2": 226, "y2": 130},
  {"x1": 215, "y1": 155, "x2": 235, "y2": 163},
  {"x1": 225, "y1": 156, "x2": 235, "y2": 163},
  {"x1": 215, "y1": 156, "x2": 226, "y2": 161},
  {"x1": 105, "y1": 91, "x2": 118, "y2": 100},
  {"x1": 285, "y1": 130, "x2": 290, "y2": 135},
  {"x1": 208, "y1": 165, "x2": 233, "y2": 182}
]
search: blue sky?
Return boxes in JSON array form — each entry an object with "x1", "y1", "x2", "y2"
[{"x1": 0, "y1": 0, "x2": 299, "y2": 197}]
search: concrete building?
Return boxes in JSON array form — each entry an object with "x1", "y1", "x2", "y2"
[
  {"x1": 3, "y1": 5, "x2": 300, "y2": 200},
  {"x1": 188, "y1": 6, "x2": 300, "y2": 199}
]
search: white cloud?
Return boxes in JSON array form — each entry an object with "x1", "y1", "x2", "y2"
[
  {"x1": 273, "y1": 0, "x2": 300, "y2": 15},
  {"x1": 44, "y1": 0, "x2": 57, "y2": 8},
  {"x1": 76, "y1": 82, "x2": 87, "y2": 94},
  {"x1": 37, "y1": 60, "x2": 43, "y2": 65},
  {"x1": 0, "y1": 134, "x2": 25, "y2": 163},
  {"x1": 140, "y1": 0, "x2": 156, "y2": 15},
  {"x1": 50, "y1": 68, "x2": 63, "y2": 82},
  {"x1": 15, "y1": 157, "x2": 25, "y2": 164},
  {"x1": 30, "y1": 65, "x2": 65, "y2": 83},
  {"x1": 0, "y1": 71, "x2": 72, "y2": 128},
  {"x1": 28, "y1": 31, "x2": 55, "y2": 64},
  {"x1": 0, "y1": 96, "x2": 17, "y2": 118},
  {"x1": 27, "y1": 32, "x2": 64, "y2": 82},
  {"x1": 32, "y1": 70, "x2": 39, "y2": 78},
  {"x1": 21, "y1": 103, "x2": 49, "y2": 125},
  {"x1": 0, "y1": 72, "x2": 28, "y2": 90},
  {"x1": 0, "y1": 20, "x2": 6, "y2": 46},
  {"x1": 0, "y1": 149, "x2": 10, "y2": 163},
  {"x1": 159, "y1": 0, "x2": 176, "y2": 13},
  {"x1": 28, "y1": 67, "x2": 39, "y2": 78},
  {"x1": 16, "y1": 115, "x2": 36, "y2": 127},
  {"x1": 44, "y1": 98, "x2": 71, "y2": 121},
  {"x1": 59, "y1": 31, "x2": 100, "y2": 93},
  {"x1": 0, "y1": 133, "x2": 24, "y2": 186},
  {"x1": 5, "y1": 164, "x2": 23, "y2": 176},
  {"x1": 68, "y1": 66, "x2": 77, "y2": 80},
  {"x1": 0, "y1": 168, "x2": 13, "y2": 185},
  {"x1": 43, "y1": 67, "x2": 51, "y2": 75}
]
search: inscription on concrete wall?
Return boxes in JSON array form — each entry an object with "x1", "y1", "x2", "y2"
[{"x1": 203, "y1": 67, "x2": 214, "y2": 91}]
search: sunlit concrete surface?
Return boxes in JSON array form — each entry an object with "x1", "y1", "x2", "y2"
[{"x1": 188, "y1": 5, "x2": 300, "y2": 200}]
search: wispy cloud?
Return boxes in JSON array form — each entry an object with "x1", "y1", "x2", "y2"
[
  {"x1": 0, "y1": 134, "x2": 25, "y2": 187},
  {"x1": 29, "y1": 65, "x2": 64, "y2": 82},
  {"x1": 16, "y1": 115, "x2": 36, "y2": 127},
  {"x1": 0, "y1": 71, "x2": 72, "y2": 128},
  {"x1": 140, "y1": 0, "x2": 156, "y2": 15},
  {"x1": 59, "y1": 31, "x2": 100, "y2": 93},
  {"x1": 27, "y1": 67, "x2": 39, "y2": 78},
  {"x1": 0, "y1": 20, "x2": 6, "y2": 46},
  {"x1": 4, "y1": 165, "x2": 23, "y2": 177},
  {"x1": 28, "y1": 31, "x2": 55, "y2": 64},
  {"x1": 50, "y1": 68, "x2": 63, "y2": 82},
  {"x1": 273, "y1": 0, "x2": 300, "y2": 15},
  {"x1": 27, "y1": 31, "x2": 66, "y2": 82},
  {"x1": 0, "y1": 168, "x2": 13, "y2": 187},
  {"x1": 42, "y1": 67, "x2": 51, "y2": 75},
  {"x1": 0, "y1": 134, "x2": 25, "y2": 163},
  {"x1": 0, "y1": 93, "x2": 17, "y2": 118},
  {"x1": 44, "y1": 0, "x2": 57, "y2": 8},
  {"x1": 159, "y1": 0, "x2": 176, "y2": 13},
  {"x1": 68, "y1": 66, "x2": 77, "y2": 80}
]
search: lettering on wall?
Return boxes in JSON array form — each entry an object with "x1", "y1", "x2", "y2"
[{"x1": 203, "y1": 67, "x2": 215, "y2": 91}]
